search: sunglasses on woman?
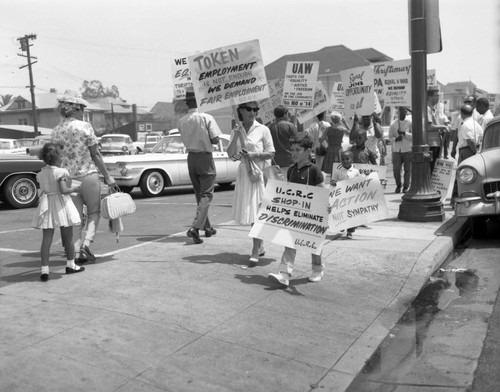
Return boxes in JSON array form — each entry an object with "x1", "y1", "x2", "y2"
[{"x1": 242, "y1": 106, "x2": 259, "y2": 113}]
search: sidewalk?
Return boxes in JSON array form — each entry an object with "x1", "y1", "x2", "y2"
[{"x1": 0, "y1": 174, "x2": 468, "y2": 392}]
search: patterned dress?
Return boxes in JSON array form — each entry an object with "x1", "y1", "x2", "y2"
[{"x1": 32, "y1": 166, "x2": 81, "y2": 229}]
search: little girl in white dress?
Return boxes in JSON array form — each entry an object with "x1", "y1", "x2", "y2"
[{"x1": 32, "y1": 143, "x2": 84, "y2": 281}]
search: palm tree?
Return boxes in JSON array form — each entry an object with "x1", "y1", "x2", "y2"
[{"x1": 0, "y1": 94, "x2": 14, "y2": 107}]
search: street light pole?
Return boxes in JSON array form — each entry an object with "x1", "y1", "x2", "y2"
[{"x1": 399, "y1": 0, "x2": 444, "y2": 222}]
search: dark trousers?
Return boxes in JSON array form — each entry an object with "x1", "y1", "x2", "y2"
[
  {"x1": 429, "y1": 146, "x2": 441, "y2": 172},
  {"x1": 187, "y1": 152, "x2": 216, "y2": 230},
  {"x1": 392, "y1": 151, "x2": 412, "y2": 188}
]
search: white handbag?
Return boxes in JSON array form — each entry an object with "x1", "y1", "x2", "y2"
[{"x1": 101, "y1": 190, "x2": 136, "y2": 220}]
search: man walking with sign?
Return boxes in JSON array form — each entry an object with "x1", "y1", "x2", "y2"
[{"x1": 178, "y1": 91, "x2": 222, "y2": 244}]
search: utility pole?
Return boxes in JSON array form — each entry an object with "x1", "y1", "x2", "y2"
[
  {"x1": 17, "y1": 34, "x2": 38, "y2": 137},
  {"x1": 399, "y1": 0, "x2": 444, "y2": 222}
]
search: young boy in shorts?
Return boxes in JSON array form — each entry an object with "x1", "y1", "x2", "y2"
[
  {"x1": 268, "y1": 135, "x2": 328, "y2": 288},
  {"x1": 330, "y1": 150, "x2": 360, "y2": 237}
]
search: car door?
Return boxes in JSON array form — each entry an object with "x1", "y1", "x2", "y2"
[{"x1": 212, "y1": 139, "x2": 228, "y2": 180}]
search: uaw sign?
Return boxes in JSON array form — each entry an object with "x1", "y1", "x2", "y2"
[
  {"x1": 188, "y1": 39, "x2": 269, "y2": 112},
  {"x1": 282, "y1": 61, "x2": 320, "y2": 109},
  {"x1": 171, "y1": 56, "x2": 193, "y2": 100},
  {"x1": 328, "y1": 173, "x2": 389, "y2": 232},
  {"x1": 249, "y1": 179, "x2": 330, "y2": 255}
]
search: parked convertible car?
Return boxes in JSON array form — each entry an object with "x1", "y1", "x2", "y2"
[
  {"x1": 103, "y1": 134, "x2": 239, "y2": 197},
  {"x1": 455, "y1": 115, "x2": 500, "y2": 238},
  {"x1": 0, "y1": 154, "x2": 45, "y2": 208}
]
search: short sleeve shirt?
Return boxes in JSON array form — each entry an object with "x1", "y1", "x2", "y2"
[
  {"x1": 287, "y1": 161, "x2": 324, "y2": 186},
  {"x1": 177, "y1": 108, "x2": 222, "y2": 153},
  {"x1": 51, "y1": 118, "x2": 99, "y2": 178}
]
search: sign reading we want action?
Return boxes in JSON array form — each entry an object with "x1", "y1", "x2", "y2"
[
  {"x1": 249, "y1": 179, "x2": 330, "y2": 255},
  {"x1": 188, "y1": 39, "x2": 269, "y2": 112},
  {"x1": 328, "y1": 174, "x2": 389, "y2": 232}
]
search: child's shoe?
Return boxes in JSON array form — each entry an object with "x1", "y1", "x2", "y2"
[
  {"x1": 268, "y1": 272, "x2": 289, "y2": 288},
  {"x1": 40, "y1": 273, "x2": 49, "y2": 282},
  {"x1": 308, "y1": 270, "x2": 324, "y2": 283}
]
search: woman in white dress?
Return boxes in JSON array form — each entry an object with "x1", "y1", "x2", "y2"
[{"x1": 227, "y1": 101, "x2": 275, "y2": 263}]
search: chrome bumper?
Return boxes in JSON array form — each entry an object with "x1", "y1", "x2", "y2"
[{"x1": 455, "y1": 191, "x2": 500, "y2": 217}]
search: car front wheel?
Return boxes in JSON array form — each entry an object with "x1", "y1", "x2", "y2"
[
  {"x1": 3, "y1": 174, "x2": 39, "y2": 208},
  {"x1": 139, "y1": 170, "x2": 165, "y2": 197}
]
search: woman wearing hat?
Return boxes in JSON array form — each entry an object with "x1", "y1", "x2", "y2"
[{"x1": 51, "y1": 90, "x2": 118, "y2": 263}]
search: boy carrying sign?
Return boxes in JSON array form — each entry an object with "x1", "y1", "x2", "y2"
[{"x1": 268, "y1": 135, "x2": 328, "y2": 288}]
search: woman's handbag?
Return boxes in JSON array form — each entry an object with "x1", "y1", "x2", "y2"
[
  {"x1": 263, "y1": 158, "x2": 284, "y2": 183},
  {"x1": 244, "y1": 158, "x2": 263, "y2": 183},
  {"x1": 101, "y1": 188, "x2": 137, "y2": 220}
]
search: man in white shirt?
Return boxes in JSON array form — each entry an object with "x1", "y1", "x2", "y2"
[
  {"x1": 456, "y1": 104, "x2": 483, "y2": 164},
  {"x1": 389, "y1": 107, "x2": 413, "y2": 193},
  {"x1": 305, "y1": 112, "x2": 330, "y2": 169},
  {"x1": 476, "y1": 97, "x2": 494, "y2": 131},
  {"x1": 178, "y1": 91, "x2": 222, "y2": 244}
]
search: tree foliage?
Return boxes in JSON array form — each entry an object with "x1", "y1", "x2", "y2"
[
  {"x1": 0, "y1": 94, "x2": 14, "y2": 107},
  {"x1": 80, "y1": 80, "x2": 120, "y2": 99}
]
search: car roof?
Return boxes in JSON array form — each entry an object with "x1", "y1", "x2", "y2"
[
  {"x1": 0, "y1": 138, "x2": 17, "y2": 142},
  {"x1": 101, "y1": 134, "x2": 130, "y2": 137}
]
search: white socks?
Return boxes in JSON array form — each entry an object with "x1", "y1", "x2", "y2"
[
  {"x1": 66, "y1": 259, "x2": 81, "y2": 270},
  {"x1": 41, "y1": 266, "x2": 49, "y2": 274}
]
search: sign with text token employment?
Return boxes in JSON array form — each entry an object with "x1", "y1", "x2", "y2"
[
  {"x1": 188, "y1": 39, "x2": 269, "y2": 112},
  {"x1": 282, "y1": 61, "x2": 320, "y2": 109}
]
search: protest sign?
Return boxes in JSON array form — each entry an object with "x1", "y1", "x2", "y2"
[
  {"x1": 188, "y1": 39, "x2": 269, "y2": 112},
  {"x1": 330, "y1": 81, "x2": 345, "y2": 112},
  {"x1": 328, "y1": 173, "x2": 389, "y2": 232},
  {"x1": 296, "y1": 81, "x2": 331, "y2": 124},
  {"x1": 258, "y1": 78, "x2": 284, "y2": 125},
  {"x1": 431, "y1": 158, "x2": 455, "y2": 201},
  {"x1": 171, "y1": 56, "x2": 193, "y2": 100},
  {"x1": 332, "y1": 163, "x2": 387, "y2": 181},
  {"x1": 282, "y1": 61, "x2": 320, "y2": 109},
  {"x1": 340, "y1": 66, "x2": 375, "y2": 120},
  {"x1": 427, "y1": 69, "x2": 437, "y2": 88},
  {"x1": 249, "y1": 179, "x2": 330, "y2": 255},
  {"x1": 372, "y1": 59, "x2": 412, "y2": 107}
]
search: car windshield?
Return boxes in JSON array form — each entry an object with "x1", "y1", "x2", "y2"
[
  {"x1": 482, "y1": 122, "x2": 500, "y2": 151},
  {"x1": 0, "y1": 141, "x2": 11, "y2": 149},
  {"x1": 151, "y1": 136, "x2": 186, "y2": 154}
]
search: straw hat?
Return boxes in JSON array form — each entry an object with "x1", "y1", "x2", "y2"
[{"x1": 58, "y1": 89, "x2": 88, "y2": 107}]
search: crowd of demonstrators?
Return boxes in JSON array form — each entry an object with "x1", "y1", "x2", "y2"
[
  {"x1": 426, "y1": 88, "x2": 450, "y2": 172},
  {"x1": 319, "y1": 112, "x2": 348, "y2": 178},
  {"x1": 268, "y1": 105, "x2": 297, "y2": 178},
  {"x1": 268, "y1": 135, "x2": 327, "y2": 288},
  {"x1": 177, "y1": 90, "x2": 221, "y2": 244},
  {"x1": 32, "y1": 143, "x2": 83, "y2": 281},
  {"x1": 349, "y1": 114, "x2": 384, "y2": 165},
  {"x1": 305, "y1": 112, "x2": 330, "y2": 170},
  {"x1": 51, "y1": 90, "x2": 118, "y2": 266},
  {"x1": 227, "y1": 101, "x2": 275, "y2": 264},
  {"x1": 389, "y1": 107, "x2": 413, "y2": 194}
]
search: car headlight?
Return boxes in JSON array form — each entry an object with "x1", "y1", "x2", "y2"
[
  {"x1": 122, "y1": 146, "x2": 128, "y2": 151},
  {"x1": 457, "y1": 167, "x2": 477, "y2": 184},
  {"x1": 117, "y1": 162, "x2": 128, "y2": 176}
]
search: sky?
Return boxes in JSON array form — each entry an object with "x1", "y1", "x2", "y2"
[{"x1": 1, "y1": 0, "x2": 499, "y2": 109}]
